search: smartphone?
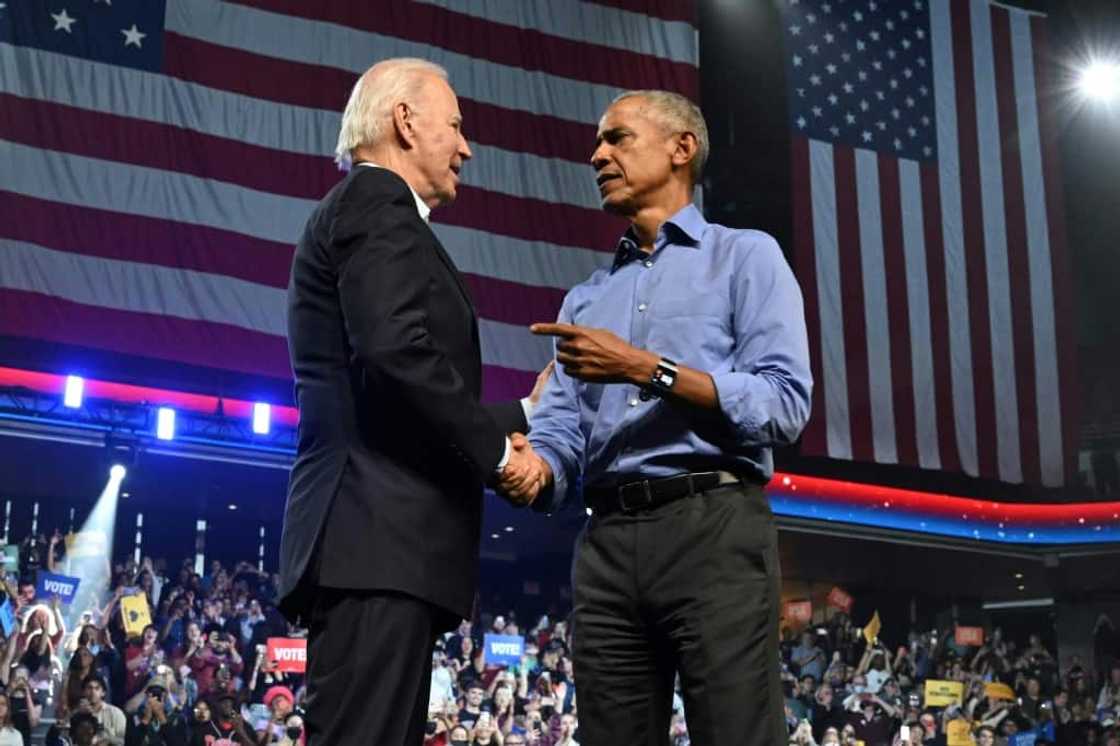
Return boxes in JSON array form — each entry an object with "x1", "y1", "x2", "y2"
[{"x1": 900, "y1": 725, "x2": 911, "y2": 740}]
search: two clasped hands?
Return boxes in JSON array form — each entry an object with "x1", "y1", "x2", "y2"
[{"x1": 493, "y1": 322, "x2": 661, "y2": 508}]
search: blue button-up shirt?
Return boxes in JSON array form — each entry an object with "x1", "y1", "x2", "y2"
[{"x1": 528, "y1": 204, "x2": 812, "y2": 511}]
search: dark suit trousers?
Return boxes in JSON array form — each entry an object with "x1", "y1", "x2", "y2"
[
  {"x1": 305, "y1": 588, "x2": 444, "y2": 746},
  {"x1": 571, "y1": 482, "x2": 786, "y2": 746}
]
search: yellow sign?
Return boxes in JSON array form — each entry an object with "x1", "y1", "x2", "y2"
[
  {"x1": 121, "y1": 593, "x2": 152, "y2": 638},
  {"x1": 924, "y1": 679, "x2": 965, "y2": 708},
  {"x1": 862, "y1": 610, "x2": 881, "y2": 645},
  {"x1": 946, "y1": 718, "x2": 974, "y2": 745},
  {"x1": 985, "y1": 682, "x2": 1015, "y2": 701}
]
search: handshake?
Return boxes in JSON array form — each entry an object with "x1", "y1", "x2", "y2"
[{"x1": 496, "y1": 433, "x2": 552, "y2": 507}]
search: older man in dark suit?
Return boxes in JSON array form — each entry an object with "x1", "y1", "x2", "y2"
[{"x1": 279, "y1": 57, "x2": 546, "y2": 746}]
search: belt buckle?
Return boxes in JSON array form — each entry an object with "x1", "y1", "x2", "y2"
[{"x1": 618, "y1": 480, "x2": 652, "y2": 513}]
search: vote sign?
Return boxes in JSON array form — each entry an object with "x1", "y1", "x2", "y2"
[
  {"x1": 266, "y1": 637, "x2": 307, "y2": 673},
  {"x1": 483, "y1": 634, "x2": 524, "y2": 666},
  {"x1": 36, "y1": 571, "x2": 81, "y2": 604}
]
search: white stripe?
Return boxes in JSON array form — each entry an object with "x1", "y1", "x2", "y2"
[
  {"x1": 479, "y1": 319, "x2": 553, "y2": 372},
  {"x1": 412, "y1": 0, "x2": 698, "y2": 66},
  {"x1": 854, "y1": 148, "x2": 898, "y2": 464},
  {"x1": 1, "y1": 140, "x2": 316, "y2": 245},
  {"x1": 166, "y1": 0, "x2": 622, "y2": 127},
  {"x1": 929, "y1": 0, "x2": 978, "y2": 477},
  {"x1": 809, "y1": 140, "x2": 852, "y2": 461},
  {"x1": 1010, "y1": 12, "x2": 1063, "y2": 486},
  {"x1": 898, "y1": 158, "x2": 941, "y2": 470},
  {"x1": 970, "y1": 0, "x2": 1022, "y2": 483},
  {"x1": 0, "y1": 44, "x2": 603, "y2": 212},
  {"x1": 0, "y1": 240, "x2": 286, "y2": 335},
  {"x1": 435, "y1": 224, "x2": 612, "y2": 290}
]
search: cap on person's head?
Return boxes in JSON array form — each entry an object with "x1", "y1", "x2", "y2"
[{"x1": 263, "y1": 686, "x2": 296, "y2": 709}]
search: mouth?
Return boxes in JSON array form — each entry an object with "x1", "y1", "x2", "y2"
[{"x1": 596, "y1": 172, "x2": 621, "y2": 190}]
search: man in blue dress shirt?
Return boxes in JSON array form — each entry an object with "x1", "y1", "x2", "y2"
[{"x1": 512, "y1": 90, "x2": 813, "y2": 745}]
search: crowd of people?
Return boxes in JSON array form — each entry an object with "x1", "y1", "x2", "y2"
[{"x1": 1, "y1": 529, "x2": 1119, "y2": 746}]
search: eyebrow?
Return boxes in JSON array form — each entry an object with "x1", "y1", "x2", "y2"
[{"x1": 595, "y1": 126, "x2": 631, "y2": 147}]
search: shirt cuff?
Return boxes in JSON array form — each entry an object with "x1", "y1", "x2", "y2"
[
  {"x1": 520, "y1": 397, "x2": 534, "y2": 422},
  {"x1": 495, "y1": 436, "x2": 512, "y2": 473}
]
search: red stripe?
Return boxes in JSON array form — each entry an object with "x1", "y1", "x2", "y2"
[
  {"x1": 583, "y1": 0, "x2": 697, "y2": 26},
  {"x1": 990, "y1": 7, "x2": 1041, "y2": 485},
  {"x1": 162, "y1": 33, "x2": 598, "y2": 166},
  {"x1": 1030, "y1": 17, "x2": 1078, "y2": 484},
  {"x1": 1, "y1": 94, "x2": 623, "y2": 254},
  {"x1": 877, "y1": 156, "x2": 917, "y2": 467},
  {"x1": 920, "y1": 164, "x2": 960, "y2": 474},
  {"x1": 834, "y1": 146, "x2": 873, "y2": 462},
  {"x1": 0, "y1": 289, "x2": 292, "y2": 380},
  {"x1": 463, "y1": 274, "x2": 566, "y2": 328},
  {"x1": 0, "y1": 191, "x2": 294, "y2": 288},
  {"x1": 481, "y1": 365, "x2": 539, "y2": 405},
  {"x1": 950, "y1": 0, "x2": 998, "y2": 480},
  {"x1": 224, "y1": 0, "x2": 698, "y2": 100},
  {"x1": 790, "y1": 136, "x2": 827, "y2": 457}
]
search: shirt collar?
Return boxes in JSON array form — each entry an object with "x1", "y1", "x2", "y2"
[
  {"x1": 356, "y1": 162, "x2": 431, "y2": 223},
  {"x1": 611, "y1": 203, "x2": 708, "y2": 270}
]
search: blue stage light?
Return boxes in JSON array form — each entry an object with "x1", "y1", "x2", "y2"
[
  {"x1": 109, "y1": 464, "x2": 127, "y2": 480},
  {"x1": 156, "y1": 407, "x2": 176, "y2": 440},
  {"x1": 64, "y1": 375, "x2": 84, "y2": 408},
  {"x1": 252, "y1": 402, "x2": 271, "y2": 435}
]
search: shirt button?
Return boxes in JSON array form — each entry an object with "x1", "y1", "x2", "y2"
[
  {"x1": 628, "y1": 398, "x2": 639, "y2": 407},
  {"x1": 644, "y1": 260, "x2": 653, "y2": 268},
  {"x1": 637, "y1": 303, "x2": 647, "y2": 312}
]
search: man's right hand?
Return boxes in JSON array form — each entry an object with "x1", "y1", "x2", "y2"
[{"x1": 498, "y1": 434, "x2": 551, "y2": 507}]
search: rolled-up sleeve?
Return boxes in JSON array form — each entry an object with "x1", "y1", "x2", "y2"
[
  {"x1": 710, "y1": 233, "x2": 813, "y2": 447},
  {"x1": 528, "y1": 298, "x2": 586, "y2": 513}
]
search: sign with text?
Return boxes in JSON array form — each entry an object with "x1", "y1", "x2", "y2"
[
  {"x1": 985, "y1": 682, "x2": 1015, "y2": 701},
  {"x1": 924, "y1": 679, "x2": 965, "y2": 708},
  {"x1": 827, "y1": 586, "x2": 853, "y2": 614},
  {"x1": 784, "y1": 600, "x2": 813, "y2": 625},
  {"x1": 121, "y1": 593, "x2": 151, "y2": 637},
  {"x1": 0, "y1": 598, "x2": 14, "y2": 637},
  {"x1": 483, "y1": 634, "x2": 524, "y2": 666},
  {"x1": 946, "y1": 718, "x2": 974, "y2": 745},
  {"x1": 266, "y1": 637, "x2": 307, "y2": 673},
  {"x1": 36, "y1": 571, "x2": 80, "y2": 604},
  {"x1": 955, "y1": 626, "x2": 985, "y2": 647},
  {"x1": 862, "y1": 611, "x2": 882, "y2": 645}
]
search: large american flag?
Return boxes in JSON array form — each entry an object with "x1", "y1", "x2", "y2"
[
  {"x1": 0, "y1": 1, "x2": 697, "y2": 404},
  {"x1": 782, "y1": 0, "x2": 1075, "y2": 487}
]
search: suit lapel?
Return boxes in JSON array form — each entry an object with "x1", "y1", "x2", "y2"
[{"x1": 422, "y1": 221, "x2": 476, "y2": 314}]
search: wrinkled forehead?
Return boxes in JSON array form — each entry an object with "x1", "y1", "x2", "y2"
[{"x1": 596, "y1": 96, "x2": 657, "y2": 136}]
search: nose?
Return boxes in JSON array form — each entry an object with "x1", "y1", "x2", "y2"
[
  {"x1": 590, "y1": 144, "x2": 609, "y2": 172},
  {"x1": 459, "y1": 132, "x2": 472, "y2": 162}
]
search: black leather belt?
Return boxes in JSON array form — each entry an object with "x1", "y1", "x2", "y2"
[{"x1": 584, "y1": 471, "x2": 742, "y2": 516}]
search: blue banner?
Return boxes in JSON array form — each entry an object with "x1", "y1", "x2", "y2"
[
  {"x1": 36, "y1": 571, "x2": 81, "y2": 604},
  {"x1": 483, "y1": 634, "x2": 524, "y2": 666},
  {"x1": 0, "y1": 598, "x2": 15, "y2": 637}
]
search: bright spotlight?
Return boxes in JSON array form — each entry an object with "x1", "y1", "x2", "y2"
[
  {"x1": 1080, "y1": 61, "x2": 1120, "y2": 102},
  {"x1": 109, "y1": 464, "x2": 127, "y2": 480},
  {"x1": 156, "y1": 407, "x2": 176, "y2": 440},
  {"x1": 252, "y1": 402, "x2": 271, "y2": 435},
  {"x1": 64, "y1": 375, "x2": 84, "y2": 408}
]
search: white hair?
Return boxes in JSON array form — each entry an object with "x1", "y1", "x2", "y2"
[
  {"x1": 610, "y1": 89, "x2": 709, "y2": 184},
  {"x1": 334, "y1": 58, "x2": 449, "y2": 170}
]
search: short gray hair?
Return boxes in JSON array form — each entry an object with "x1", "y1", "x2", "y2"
[
  {"x1": 334, "y1": 58, "x2": 448, "y2": 170},
  {"x1": 609, "y1": 90, "x2": 709, "y2": 183}
]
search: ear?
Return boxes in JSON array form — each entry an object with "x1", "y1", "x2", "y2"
[
  {"x1": 670, "y1": 131, "x2": 699, "y2": 174},
  {"x1": 392, "y1": 101, "x2": 416, "y2": 149}
]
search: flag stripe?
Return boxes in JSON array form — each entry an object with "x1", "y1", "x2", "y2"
[
  {"x1": 583, "y1": 0, "x2": 697, "y2": 26},
  {"x1": 1030, "y1": 16, "x2": 1077, "y2": 484},
  {"x1": 919, "y1": 162, "x2": 961, "y2": 474},
  {"x1": 990, "y1": 5, "x2": 1041, "y2": 485},
  {"x1": 411, "y1": 0, "x2": 698, "y2": 65},
  {"x1": 792, "y1": 136, "x2": 828, "y2": 456},
  {"x1": 878, "y1": 157, "x2": 919, "y2": 467},
  {"x1": 809, "y1": 139, "x2": 852, "y2": 461},
  {"x1": 969, "y1": 0, "x2": 1021, "y2": 483},
  {"x1": 834, "y1": 146, "x2": 873, "y2": 463},
  {"x1": 898, "y1": 159, "x2": 941, "y2": 470},
  {"x1": 854, "y1": 148, "x2": 898, "y2": 463},
  {"x1": 1012, "y1": 13, "x2": 1063, "y2": 486},
  {"x1": 930, "y1": 0, "x2": 978, "y2": 478},
  {"x1": 462, "y1": 275, "x2": 565, "y2": 329}
]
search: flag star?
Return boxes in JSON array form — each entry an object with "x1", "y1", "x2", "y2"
[
  {"x1": 121, "y1": 24, "x2": 146, "y2": 48},
  {"x1": 839, "y1": 21, "x2": 848, "y2": 32},
  {"x1": 807, "y1": 12, "x2": 817, "y2": 23},
  {"x1": 894, "y1": 138, "x2": 902, "y2": 150},
  {"x1": 812, "y1": 106, "x2": 823, "y2": 117},
  {"x1": 856, "y1": 40, "x2": 866, "y2": 51},
  {"x1": 853, "y1": 10, "x2": 863, "y2": 22},
  {"x1": 908, "y1": 126, "x2": 918, "y2": 137},
  {"x1": 869, "y1": 1, "x2": 879, "y2": 10},
  {"x1": 924, "y1": 146, "x2": 933, "y2": 157},
  {"x1": 830, "y1": 126, "x2": 840, "y2": 136},
  {"x1": 792, "y1": 54, "x2": 803, "y2": 67},
  {"x1": 862, "y1": 130, "x2": 873, "y2": 142},
  {"x1": 796, "y1": 116, "x2": 808, "y2": 129},
  {"x1": 797, "y1": 87, "x2": 806, "y2": 98},
  {"x1": 886, "y1": 48, "x2": 897, "y2": 59},
  {"x1": 846, "y1": 112, "x2": 857, "y2": 124},
  {"x1": 825, "y1": 32, "x2": 835, "y2": 44},
  {"x1": 914, "y1": 0, "x2": 924, "y2": 9},
  {"x1": 915, "y1": 28, "x2": 926, "y2": 39},
  {"x1": 872, "y1": 60, "x2": 883, "y2": 71},
  {"x1": 859, "y1": 99, "x2": 870, "y2": 111},
  {"x1": 917, "y1": 57, "x2": 927, "y2": 68},
  {"x1": 903, "y1": 68, "x2": 913, "y2": 79},
  {"x1": 841, "y1": 52, "x2": 851, "y2": 62},
  {"x1": 921, "y1": 115, "x2": 931, "y2": 126},
  {"x1": 93, "y1": 0, "x2": 111, "y2": 4},
  {"x1": 809, "y1": 74, "x2": 822, "y2": 86},
  {"x1": 809, "y1": 44, "x2": 819, "y2": 54},
  {"x1": 889, "y1": 78, "x2": 899, "y2": 89},
  {"x1": 869, "y1": 30, "x2": 880, "y2": 42},
  {"x1": 901, "y1": 10, "x2": 910, "y2": 20},
  {"x1": 891, "y1": 108, "x2": 900, "y2": 119},
  {"x1": 858, "y1": 70, "x2": 868, "y2": 81},
  {"x1": 51, "y1": 8, "x2": 77, "y2": 32},
  {"x1": 822, "y1": 2, "x2": 832, "y2": 12},
  {"x1": 919, "y1": 85, "x2": 929, "y2": 96},
  {"x1": 876, "y1": 120, "x2": 887, "y2": 131},
  {"x1": 875, "y1": 90, "x2": 886, "y2": 100},
  {"x1": 905, "y1": 96, "x2": 916, "y2": 108},
  {"x1": 843, "y1": 82, "x2": 854, "y2": 93},
  {"x1": 826, "y1": 63, "x2": 838, "y2": 74},
  {"x1": 828, "y1": 93, "x2": 839, "y2": 105},
  {"x1": 885, "y1": 19, "x2": 895, "y2": 31},
  {"x1": 901, "y1": 38, "x2": 912, "y2": 50},
  {"x1": 789, "y1": 24, "x2": 802, "y2": 36}
]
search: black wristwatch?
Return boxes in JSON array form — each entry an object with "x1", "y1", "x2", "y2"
[{"x1": 639, "y1": 357, "x2": 679, "y2": 400}]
